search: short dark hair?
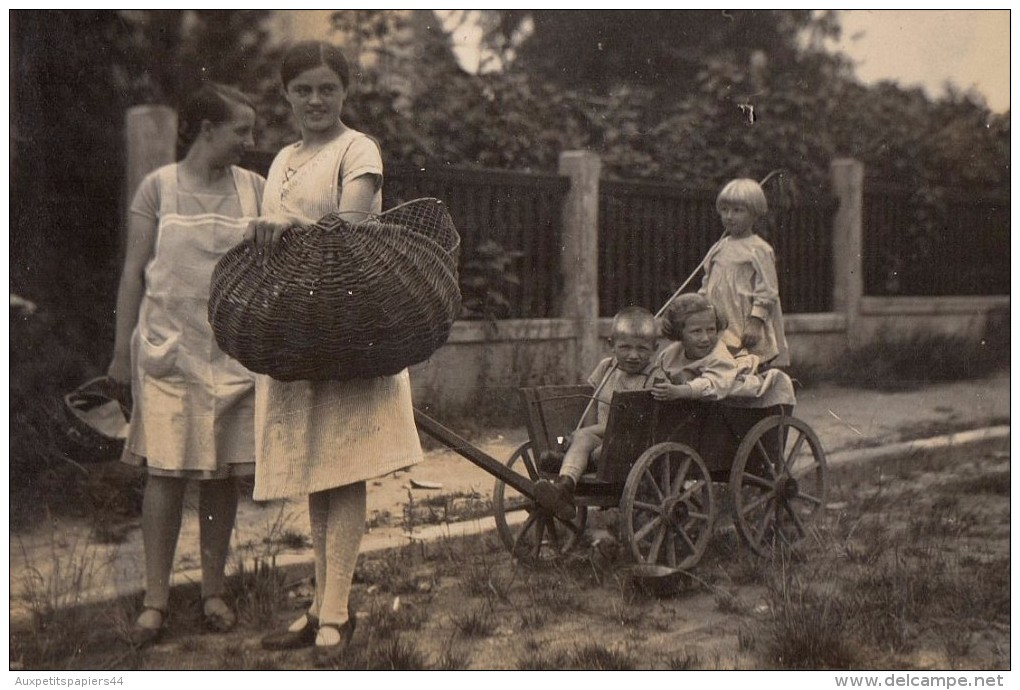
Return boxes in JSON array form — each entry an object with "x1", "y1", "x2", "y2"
[
  {"x1": 280, "y1": 40, "x2": 351, "y2": 91},
  {"x1": 176, "y1": 82, "x2": 253, "y2": 158}
]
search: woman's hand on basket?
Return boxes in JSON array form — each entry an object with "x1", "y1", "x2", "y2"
[{"x1": 244, "y1": 216, "x2": 296, "y2": 265}]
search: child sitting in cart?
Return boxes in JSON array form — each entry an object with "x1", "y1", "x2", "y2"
[
  {"x1": 651, "y1": 293, "x2": 795, "y2": 407},
  {"x1": 534, "y1": 306, "x2": 659, "y2": 520}
]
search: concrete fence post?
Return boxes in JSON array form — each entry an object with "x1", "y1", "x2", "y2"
[
  {"x1": 830, "y1": 158, "x2": 865, "y2": 349},
  {"x1": 558, "y1": 150, "x2": 602, "y2": 381},
  {"x1": 124, "y1": 105, "x2": 177, "y2": 245}
]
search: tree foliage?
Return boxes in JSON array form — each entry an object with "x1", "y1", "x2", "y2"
[
  {"x1": 316, "y1": 9, "x2": 1006, "y2": 198},
  {"x1": 10, "y1": 10, "x2": 277, "y2": 356}
]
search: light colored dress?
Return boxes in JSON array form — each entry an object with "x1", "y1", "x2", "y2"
[
  {"x1": 654, "y1": 340, "x2": 796, "y2": 407},
  {"x1": 699, "y1": 234, "x2": 790, "y2": 366},
  {"x1": 252, "y1": 128, "x2": 424, "y2": 501},
  {"x1": 124, "y1": 164, "x2": 264, "y2": 478}
]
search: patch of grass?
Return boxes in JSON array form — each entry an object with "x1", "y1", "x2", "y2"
[
  {"x1": 526, "y1": 582, "x2": 582, "y2": 615},
  {"x1": 516, "y1": 648, "x2": 569, "y2": 670},
  {"x1": 450, "y1": 605, "x2": 497, "y2": 638},
  {"x1": 715, "y1": 590, "x2": 751, "y2": 616},
  {"x1": 354, "y1": 546, "x2": 422, "y2": 594},
  {"x1": 517, "y1": 607, "x2": 548, "y2": 628},
  {"x1": 841, "y1": 518, "x2": 892, "y2": 565},
  {"x1": 946, "y1": 555, "x2": 1010, "y2": 625},
  {"x1": 738, "y1": 625, "x2": 757, "y2": 652},
  {"x1": 342, "y1": 638, "x2": 431, "y2": 670},
  {"x1": 228, "y1": 556, "x2": 287, "y2": 629},
  {"x1": 459, "y1": 558, "x2": 515, "y2": 601},
  {"x1": 434, "y1": 633, "x2": 472, "y2": 669},
  {"x1": 567, "y1": 643, "x2": 638, "y2": 670},
  {"x1": 906, "y1": 496, "x2": 972, "y2": 543},
  {"x1": 13, "y1": 532, "x2": 117, "y2": 668},
  {"x1": 608, "y1": 599, "x2": 645, "y2": 627},
  {"x1": 944, "y1": 470, "x2": 1010, "y2": 496},
  {"x1": 666, "y1": 649, "x2": 702, "y2": 670},
  {"x1": 761, "y1": 577, "x2": 863, "y2": 669},
  {"x1": 365, "y1": 597, "x2": 429, "y2": 641},
  {"x1": 273, "y1": 530, "x2": 311, "y2": 550}
]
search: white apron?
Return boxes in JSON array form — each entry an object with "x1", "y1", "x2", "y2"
[{"x1": 124, "y1": 165, "x2": 261, "y2": 477}]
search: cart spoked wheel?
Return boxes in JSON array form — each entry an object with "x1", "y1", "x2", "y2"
[
  {"x1": 730, "y1": 415, "x2": 827, "y2": 557},
  {"x1": 620, "y1": 442, "x2": 715, "y2": 570},
  {"x1": 493, "y1": 442, "x2": 588, "y2": 567}
]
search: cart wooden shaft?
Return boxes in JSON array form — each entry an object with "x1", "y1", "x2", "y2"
[{"x1": 413, "y1": 407, "x2": 537, "y2": 499}]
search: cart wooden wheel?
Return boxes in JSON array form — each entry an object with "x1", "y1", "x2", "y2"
[
  {"x1": 730, "y1": 414, "x2": 827, "y2": 557},
  {"x1": 493, "y1": 442, "x2": 588, "y2": 566},
  {"x1": 620, "y1": 442, "x2": 715, "y2": 570}
]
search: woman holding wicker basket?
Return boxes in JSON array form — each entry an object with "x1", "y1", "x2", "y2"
[
  {"x1": 107, "y1": 83, "x2": 264, "y2": 646},
  {"x1": 245, "y1": 41, "x2": 424, "y2": 664}
]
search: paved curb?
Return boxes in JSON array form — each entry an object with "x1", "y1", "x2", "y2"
[
  {"x1": 12, "y1": 424, "x2": 1010, "y2": 631},
  {"x1": 825, "y1": 425, "x2": 1010, "y2": 478}
]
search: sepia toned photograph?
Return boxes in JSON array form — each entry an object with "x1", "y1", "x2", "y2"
[{"x1": 9, "y1": 9, "x2": 1010, "y2": 676}]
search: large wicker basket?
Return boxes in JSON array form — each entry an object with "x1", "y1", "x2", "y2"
[{"x1": 209, "y1": 198, "x2": 461, "y2": 382}]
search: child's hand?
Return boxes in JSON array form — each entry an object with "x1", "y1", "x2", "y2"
[
  {"x1": 651, "y1": 380, "x2": 692, "y2": 401},
  {"x1": 743, "y1": 316, "x2": 765, "y2": 349}
]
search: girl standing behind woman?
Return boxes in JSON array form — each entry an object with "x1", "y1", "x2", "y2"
[
  {"x1": 107, "y1": 83, "x2": 264, "y2": 647},
  {"x1": 246, "y1": 41, "x2": 423, "y2": 665},
  {"x1": 698, "y1": 178, "x2": 790, "y2": 367}
]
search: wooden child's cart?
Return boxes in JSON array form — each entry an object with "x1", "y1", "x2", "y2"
[{"x1": 414, "y1": 384, "x2": 827, "y2": 569}]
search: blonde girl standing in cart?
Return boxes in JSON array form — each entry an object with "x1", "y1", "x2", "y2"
[
  {"x1": 698, "y1": 178, "x2": 790, "y2": 367},
  {"x1": 246, "y1": 41, "x2": 423, "y2": 665},
  {"x1": 107, "y1": 83, "x2": 264, "y2": 647}
]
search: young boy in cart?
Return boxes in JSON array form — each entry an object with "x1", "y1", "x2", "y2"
[{"x1": 533, "y1": 306, "x2": 660, "y2": 521}]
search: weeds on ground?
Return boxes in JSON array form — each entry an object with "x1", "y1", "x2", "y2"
[
  {"x1": 517, "y1": 642, "x2": 638, "y2": 670},
  {"x1": 749, "y1": 449, "x2": 1009, "y2": 669},
  {"x1": 229, "y1": 506, "x2": 300, "y2": 628},
  {"x1": 433, "y1": 633, "x2": 472, "y2": 669},
  {"x1": 12, "y1": 529, "x2": 126, "y2": 669},
  {"x1": 450, "y1": 604, "x2": 498, "y2": 638},
  {"x1": 228, "y1": 555, "x2": 286, "y2": 629},
  {"x1": 666, "y1": 648, "x2": 702, "y2": 670}
]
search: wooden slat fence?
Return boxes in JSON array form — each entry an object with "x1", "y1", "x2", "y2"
[
  {"x1": 863, "y1": 181, "x2": 1010, "y2": 296},
  {"x1": 385, "y1": 164, "x2": 569, "y2": 319}
]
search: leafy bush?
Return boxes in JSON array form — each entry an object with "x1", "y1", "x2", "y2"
[{"x1": 832, "y1": 328, "x2": 1008, "y2": 391}]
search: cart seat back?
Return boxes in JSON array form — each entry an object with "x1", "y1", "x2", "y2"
[{"x1": 518, "y1": 385, "x2": 596, "y2": 459}]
